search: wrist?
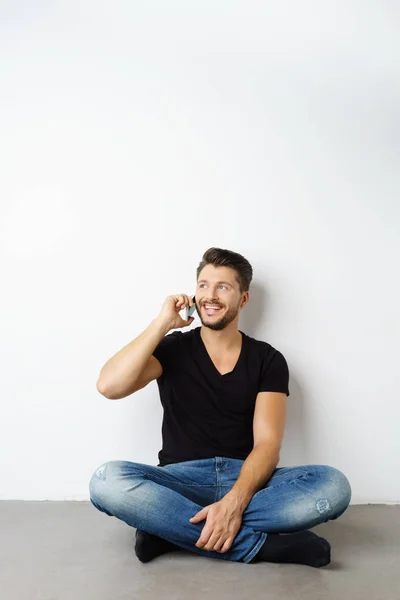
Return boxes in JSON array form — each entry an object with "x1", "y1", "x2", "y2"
[
  {"x1": 152, "y1": 316, "x2": 173, "y2": 336},
  {"x1": 223, "y1": 490, "x2": 250, "y2": 513}
]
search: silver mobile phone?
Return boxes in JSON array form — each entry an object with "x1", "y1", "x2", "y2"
[{"x1": 183, "y1": 296, "x2": 196, "y2": 320}]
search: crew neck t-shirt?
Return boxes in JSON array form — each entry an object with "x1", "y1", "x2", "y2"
[{"x1": 152, "y1": 326, "x2": 290, "y2": 466}]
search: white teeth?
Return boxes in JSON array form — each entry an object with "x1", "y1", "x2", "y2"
[{"x1": 205, "y1": 306, "x2": 221, "y2": 309}]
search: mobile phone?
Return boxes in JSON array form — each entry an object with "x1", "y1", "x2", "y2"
[
  {"x1": 182, "y1": 296, "x2": 197, "y2": 320},
  {"x1": 188, "y1": 296, "x2": 196, "y2": 317}
]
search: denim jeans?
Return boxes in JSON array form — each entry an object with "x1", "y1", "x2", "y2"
[{"x1": 89, "y1": 457, "x2": 351, "y2": 564}]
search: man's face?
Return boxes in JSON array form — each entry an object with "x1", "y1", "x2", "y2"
[{"x1": 195, "y1": 265, "x2": 247, "y2": 331}]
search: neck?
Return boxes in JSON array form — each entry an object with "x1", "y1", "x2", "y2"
[{"x1": 200, "y1": 321, "x2": 242, "y2": 351}]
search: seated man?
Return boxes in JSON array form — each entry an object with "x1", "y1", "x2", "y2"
[{"x1": 90, "y1": 247, "x2": 351, "y2": 566}]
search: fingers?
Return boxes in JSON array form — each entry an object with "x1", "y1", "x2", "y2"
[
  {"x1": 195, "y1": 523, "x2": 222, "y2": 551},
  {"x1": 173, "y1": 294, "x2": 195, "y2": 327},
  {"x1": 207, "y1": 533, "x2": 226, "y2": 552},
  {"x1": 198, "y1": 531, "x2": 224, "y2": 552},
  {"x1": 195, "y1": 525, "x2": 213, "y2": 549},
  {"x1": 175, "y1": 294, "x2": 192, "y2": 311},
  {"x1": 212, "y1": 535, "x2": 226, "y2": 552},
  {"x1": 190, "y1": 505, "x2": 209, "y2": 523},
  {"x1": 218, "y1": 538, "x2": 233, "y2": 553},
  {"x1": 195, "y1": 527, "x2": 234, "y2": 552},
  {"x1": 189, "y1": 513, "x2": 202, "y2": 523},
  {"x1": 174, "y1": 294, "x2": 184, "y2": 310},
  {"x1": 207, "y1": 536, "x2": 233, "y2": 553}
]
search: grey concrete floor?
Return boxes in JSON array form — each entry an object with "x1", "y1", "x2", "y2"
[{"x1": 0, "y1": 502, "x2": 398, "y2": 600}]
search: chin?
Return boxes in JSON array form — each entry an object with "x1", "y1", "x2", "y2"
[
  {"x1": 203, "y1": 321, "x2": 227, "y2": 331},
  {"x1": 201, "y1": 314, "x2": 235, "y2": 331}
]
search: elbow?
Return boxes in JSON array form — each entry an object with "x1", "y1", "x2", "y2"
[
  {"x1": 255, "y1": 440, "x2": 281, "y2": 462},
  {"x1": 96, "y1": 378, "x2": 118, "y2": 400},
  {"x1": 269, "y1": 447, "x2": 280, "y2": 466},
  {"x1": 96, "y1": 377, "x2": 138, "y2": 400}
]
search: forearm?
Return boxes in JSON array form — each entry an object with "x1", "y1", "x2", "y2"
[
  {"x1": 96, "y1": 316, "x2": 170, "y2": 397},
  {"x1": 224, "y1": 442, "x2": 280, "y2": 512}
]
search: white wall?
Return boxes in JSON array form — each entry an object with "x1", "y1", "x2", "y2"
[{"x1": 0, "y1": 1, "x2": 399, "y2": 503}]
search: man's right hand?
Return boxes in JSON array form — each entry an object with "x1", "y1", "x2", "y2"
[{"x1": 158, "y1": 294, "x2": 195, "y2": 331}]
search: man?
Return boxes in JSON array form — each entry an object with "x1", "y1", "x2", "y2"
[{"x1": 90, "y1": 247, "x2": 351, "y2": 566}]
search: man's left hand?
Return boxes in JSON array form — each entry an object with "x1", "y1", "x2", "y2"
[{"x1": 189, "y1": 495, "x2": 244, "y2": 553}]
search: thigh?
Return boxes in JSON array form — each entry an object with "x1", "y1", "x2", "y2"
[
  {"x1": 157, "y1": 458, "x2": 218, "y2": 506},
  {"x1": 91, "y1": 458, "x2": 217, "y2": 507},
  {"x1": 225, "y1": 464, "x2": 352, "y2": 533}
]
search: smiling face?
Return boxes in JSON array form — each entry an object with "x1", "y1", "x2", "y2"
[{"x1": 195, "y1": 264, "x2": 249, "y2": 331}]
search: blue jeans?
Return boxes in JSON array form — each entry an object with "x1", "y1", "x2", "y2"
[{"x1": 89, "y1": 457, "x2": 351, "y2": 563}]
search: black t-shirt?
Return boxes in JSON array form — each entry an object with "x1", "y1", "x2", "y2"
[{"x1": 152, "y1": 326, "x2": 290, "y2": 466}]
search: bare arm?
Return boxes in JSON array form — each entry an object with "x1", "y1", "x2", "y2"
[
  {"x1": 96, "y1": 294, "x2": 195, "y2": 399},
  {"x1": 190, "y1": 392, "x2": 287, "y2": 554},
  {"x1": 96, "y1": 316, "x2": 171, "y2": 399},
  {"x1": 223, "y1": 391, "x2": 287, "y2": 511}
]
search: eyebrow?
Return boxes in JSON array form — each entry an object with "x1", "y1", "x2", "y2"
[{"x1": 198, "y1": 280, "x2": 233, "y2": 286}]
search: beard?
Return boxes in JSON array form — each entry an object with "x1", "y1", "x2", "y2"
[{"x1": 196, "y1": 299, "x2": 241, "y2": 331}]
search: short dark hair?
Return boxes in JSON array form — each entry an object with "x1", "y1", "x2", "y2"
[{"x1": 196, "y1": 247, "x2": 253, "y2": 293}]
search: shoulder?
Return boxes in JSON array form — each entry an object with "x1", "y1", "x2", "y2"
[
  {"x1": 155, "y1": 326, "x2": 197, "y2": 348},
  {"x1": 242, "y1": 331, "x2": 288, "y2": 368},
  {"x1": 244, "y1": 332, "x2": 290, "y2": 395},
  {"x1": 153, "y1": 327, "x2": 197, "y2": 370},
  {"x1": 168, "y1": 327, "x2": 198, "y2": 341}
]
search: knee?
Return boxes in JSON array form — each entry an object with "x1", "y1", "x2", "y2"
[
  {"x1": 89, "y1": 460, "x2": 125, "y2": 506},
  {"x1": 316, "y1": 466, "x2": 352, "y2": 516}
]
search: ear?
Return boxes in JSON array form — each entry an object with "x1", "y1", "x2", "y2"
[{"x1": 241, "y1": 291, "x2": 250, "y2": 308}]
